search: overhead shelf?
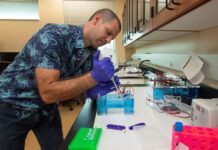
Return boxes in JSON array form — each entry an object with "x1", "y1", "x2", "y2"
[{"x1": 124, "y1": 0, "x2": 218, "y2": 49}]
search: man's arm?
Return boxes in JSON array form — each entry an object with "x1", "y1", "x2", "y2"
[{"x1": 35, "y1": 68, "x2": 97, "y2": 104}]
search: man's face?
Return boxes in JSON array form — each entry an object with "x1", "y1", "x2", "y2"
[{"x1": 89, "y1": 17, "x2": 120, "y2": 48}]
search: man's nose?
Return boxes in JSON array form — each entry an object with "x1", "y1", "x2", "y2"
[{"x1": 106, "y1": 36, "x2": 113, "y2": 43}]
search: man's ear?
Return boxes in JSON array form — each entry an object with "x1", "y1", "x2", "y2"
[{"x1": 92, "y1": 15, "x2": 102, "y2": 25}]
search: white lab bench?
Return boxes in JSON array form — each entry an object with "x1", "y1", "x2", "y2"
[
  {"x1": 120, "y1": 78, "x2": 147, "y2": 85},
  {"x1": 116, "y1": 67, "x2": 148, "y2": 86},
  {"x1": 94, "y1": 86, "x2": 191, "y2": 150}
]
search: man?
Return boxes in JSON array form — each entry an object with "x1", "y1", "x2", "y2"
[{"x1": 0, "y1": 8, "x2": 121, "y2": 150}]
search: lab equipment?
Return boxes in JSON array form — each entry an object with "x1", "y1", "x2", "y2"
[
  {"x1": 111, "y1": 76, "x2": 120, "y2": 93},
  {"x1": 97, "y1": 93, "x2": 134, "y2": 115},
  {"x1": 164, "y1": 95, "x2": 192, "y2": 112},
  {"x1": 152, "y1": 86, "x2": 199, "y2": 105},
  {"x1": 68, "y1": 128, "x2": 102, "y2": 150},
  {"x1": 147, "y1": 71, "x2": 199, "y2": 104},
  {"x1": 148, "y1": 86, "x2": 200, "y2": 111},
  {"x1": 192, "y1": 98, "x2": 218, "y2": 128},
  {"x1": 106, "y1": 122, "x2": 146, "y2": 131},
  {"x1": 129, "y1": 122, "x2": 146, "y2": 130},
  {"x1": 172, "y1": 122, "x2": 218, "y2": 150},
  {"x1": 106, "y1": 124, "x2": 126, "y2": 131},
  {"x1": 86, "y1": 76, "x2": 120, "y2": 99}
]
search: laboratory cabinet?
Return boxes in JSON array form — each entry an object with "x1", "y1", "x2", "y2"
[
  {"x1": 122, "y1": 0, "x2": 210, "y2": 47},
  {"x1": 152, "y1": 0, "x2": 209, "y2": 31},
  {"x1": 123, "y1": 0, "x2": 153, "y2": 45}
]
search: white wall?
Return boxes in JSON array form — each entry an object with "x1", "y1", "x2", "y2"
[{"x1": 63, "y1": 0, "x2": 115, "y2": 25}]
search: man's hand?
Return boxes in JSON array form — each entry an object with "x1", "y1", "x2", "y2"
[
  {"x1": 86, "y1": 76, "x2": 120, "y2": 100},
  {"x1": 90, "y1": 50, "x2": 115, "y2": 83}
]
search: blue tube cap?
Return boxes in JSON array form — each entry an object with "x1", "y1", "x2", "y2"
[{"x1": 175, "y1": 122, "x2": 183, "y2": 132}]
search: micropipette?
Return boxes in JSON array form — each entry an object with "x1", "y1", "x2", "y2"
[
  {"x1": 111, "y1": 76, "x2": 121, "y2": 93},
  {"x1": 98, "y1": 51, "x2": 121, "y2": 93}
]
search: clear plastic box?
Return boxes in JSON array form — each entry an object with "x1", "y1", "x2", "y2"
[{"x1": 153, "y1": 86, "x2": 199, "y2": 103}]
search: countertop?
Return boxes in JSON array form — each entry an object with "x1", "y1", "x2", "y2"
[
  {"x1": 60, "y1": 86, "x2": 191, "y2": 150},
  {"x1": 94, "y1": 86, "x2": 191, "y2": 150}
]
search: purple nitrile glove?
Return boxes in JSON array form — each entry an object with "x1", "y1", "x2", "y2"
[
  {"x1": 86, "y1": 76, "x2": 120, "y2": 100},
  {"x1": 90, "y1": 50, "x2": 115, "y2": 83}
]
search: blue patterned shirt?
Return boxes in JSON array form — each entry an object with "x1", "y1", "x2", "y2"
[{"x1": 0, "y1": 23, "x2": 94, "y2": 112}]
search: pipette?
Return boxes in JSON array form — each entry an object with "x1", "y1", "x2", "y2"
[
  {"x1": 111, "y1": 76, "x2": 121, "y2": 93},
  {"x1": 98, "y1": 51, "x2": 121, "y2": 93}
]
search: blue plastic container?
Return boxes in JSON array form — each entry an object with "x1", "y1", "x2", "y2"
[
  {"x1": 97, "y1": 93, "x2": 134, "y2": 115},
  {"x1": 153, "y1": 86, "x2": 199, "y2": 100}
]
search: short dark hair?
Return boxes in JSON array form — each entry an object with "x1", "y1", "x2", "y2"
[{"x1": 89, "y1": 8, "x2": 121, "y2": 31}]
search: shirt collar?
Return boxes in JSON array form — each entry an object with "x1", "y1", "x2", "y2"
[{"x1": 74, "y1": 25, "x2": 85, "y2": 49}]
